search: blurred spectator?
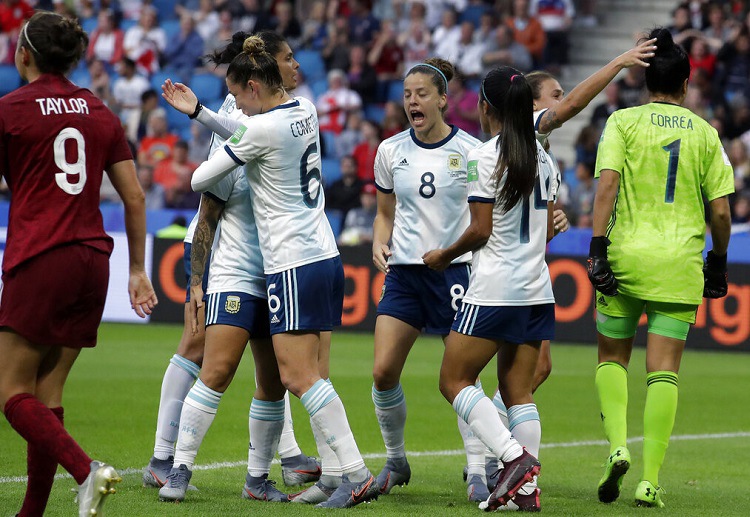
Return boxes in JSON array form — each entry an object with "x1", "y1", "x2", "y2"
[
  {"x1": 445, "y1": 72, "x2": 480, "y2": 137},
  {"x1": 507, "y1": 0, "x2": 546, "y2": 67},
  {"x1": 703, "y1": 2, "x2": 732, "y2": 52},
  {"x1": 293, "y1": 69, "x2": 315, "y2": 103},
  {"x1": 669, "y1": 3, "x2": 695, "y2": 44},
  {"x1": 348, "y1": 44, "x2": 377, "y2": 104},
  {"x1": 301, "y1": 0, "x2": 328, "y2": 50},
  {"x1": 432, "y1": 6, "x2": 461, "y2": 61},
  {"x1": 125, "y1": 89, "x2": 161, "y2": 144},
  {"x1": 154, "y1": 139, "x2": 198, "y2": 191},
  {"x1": 688, "y1": 36, "x2": 716, "y2": 79},
  {"x1": 163, "y1": 13, "x2": 204, "y2": 84},
  {"x1": 352, "y1": 119, "x2": 381, "y2": 182},
  {"x1": 686, "y1": 0, "x2": 709, "y2": 31},
  {"x1": 334, "y1": 110, "x2": 364, "y2": 159},
  {"x1": 87, "y1": 59, "x2": 112, "y2": 105},
  {"x1": 381, "y1": 100, "x2": 408, "y2": 139},
  {"x1": 325, "y1": 155, "x2": 363, "y2": 218},
  {"x1": 616, "y1": 66, "x2": 646, "y2": 108},
  {"x1": 138, "y1": 109, "x2": 180, "y2": 167},
  {"x1": 317, "y1": 69, "x2": 362, "y2": 134},
  {"x1": 590, "y1": 82, "x2": 623, "y2": 131},
  {"x1": 86, "y1": 9, "x2": 125, "y2": 66},
  {"x1": 731, "y1": 193, "x2": 750, "y2": 228},
  {"x1": 729, "y1": 138, "x2": 750, "y2": 191},
  {"x1": 574, "y1": 124, "x2": 600, "y2": 172},
  {"x1": 204, "y1": 6, "x2": 236, "y2": 58},
  {"x1": 322, "y1": 15, "x2": 352, "y2": 71},
  {"x1": 0, "y1": 0, "x2": 34, "y2": 37},
  {"x1": 400, "y1": 19, "x2": 432, "y2": 71},
  {"x1": 367, "y1": 19, "x2": 405, "y2": 81},
  {"x1": 576, "y1": 0, "x2": 598, "y2": 27},
  {"x1": 482, "y1": 24, "x2": 533, "y2": 75},
  {"x1": 271, "y1": 1, "x2": 302, "y2": 49},
  {"x1": 176, "y1": 0, "x2": 202, "y2": 19},
  {"x1": 715, "y1": 28, "x2": 750, "y2": 105},
  {"x1": 442, "y1": 21, "x2": 486, "y2": 79},
  {"x1": 338, "y1": 183, "x2": 377, "y2": 246},
  {"x1": 121, "y1": 0, "x2": 145, "y2": 21},
  {"x1": 724, "y1": 93, "x2": 750, "y2": 140},
  {"x1": 237, "y1": 0, "x2": 273, "y2": 34},
  {"x1": 137, "y1": 165, "x2": 166, "y2": 210},
  {"x1": 473, "y1": 10, "x2": 499, "y2": 45},
  {"x1": 166, "y1": 168, "x2": 202, "y2": 209},
  {"x1": 569, "y1": 161, "x2": 596, "y2": 228},
  {"x1": 100, "y1": 172, "x2": 122, "y2": 204},
  {"x1": 123, "y1": 5, "x2": 166, "y2": 75},
  {"x1": 349, "y1": 0, "x2": 380, "y2": 45},
  {"x1": 529, "y1": 0, "x2": 574, "y2": 73},
  {"x1": 194, "y1": 0, "x2": 221, "y2": 43},
  {"x1": 188, "y1": 121, "x2": 212, "y2": 163},
  {"x1": 112, "y1": 57, "x2": 150, "y2": 124}
]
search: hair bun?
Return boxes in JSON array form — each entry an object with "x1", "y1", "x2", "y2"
[
  {"x1": 649, "y1": 27, "x2": 675, "y2": 54},
  {"x1": 243, "y1": 35, "x2": 266, "y2": 55}
]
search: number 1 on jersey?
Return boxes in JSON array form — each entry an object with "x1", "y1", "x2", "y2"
[{"x1": 662, "y1": 139, "x2": 680, "y2": 203}]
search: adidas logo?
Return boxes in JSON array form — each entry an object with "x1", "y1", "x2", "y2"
[
  {"x1": 271, "y1": 315, "x2": 280, "y2": 324},
  {"x1": 597, "y1": 295, "x2": 607, "y2": 306},
  {"x1": 399, "y1": 158, "x2": 408, "y2": 165}
]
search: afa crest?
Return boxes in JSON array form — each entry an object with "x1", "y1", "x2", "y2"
[
  {"x1": 225, "y1": 295, "x2": 241, "y2": 314},
  {"x1": 448, "y1": 154, "x2": 461, "y2": 171}
]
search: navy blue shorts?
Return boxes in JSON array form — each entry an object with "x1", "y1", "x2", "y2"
[
  {"x1": 204, "y1": 291, "x2": 271, "y2": 338},
  {"x1": 183, "y1": 242, "x2": 210, "y2": 303},
  {"x1": 377, "y1": 264, "x2": 470, "y2": 335},
  {"x1": 265, "y1": 256, "x2": 344, "y2": 335},
  {"x1": 452, "y1": 302, "x2": 555, "y2": 343}
]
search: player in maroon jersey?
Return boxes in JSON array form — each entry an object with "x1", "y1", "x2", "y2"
[{"x1": 0, "y1": 12, "x2": 157, "y2": 517}]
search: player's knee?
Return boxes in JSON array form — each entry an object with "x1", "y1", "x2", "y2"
[
  {"x1": 372, "y1": 366, "x2": 399, "y2": 391},
  {"x1": 200, "y1": 363, "x2": 237, "y2": 393}
]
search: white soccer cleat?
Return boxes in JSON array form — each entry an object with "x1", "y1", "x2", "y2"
[{"x1": 76, "y1": 461, "x2": 121, "y2": 517}]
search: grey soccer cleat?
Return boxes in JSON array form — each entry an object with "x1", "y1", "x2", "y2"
[
  {"x1": 280, "y1": 453, "x2": 322, "y2": 486},
  {"x1": 142, "y1": 456, "x2": 173, "y2": 488},
  {"x1": 467, "y1": 474, "x2": 491, "y2": 502},
  {"x1": 290, "y1": 478, "x2": 340, "y2": 504},
  {"x1": 76, "y1": 460, "x2": 121, "y2": 517},
  {"x1": 376, "y1": 457, "x2": 411, "y2": 494},
  {"x1": 316, "y1": 473, "x2": 380, "y2": 508},
  {"x1": 158, "y1": 464, "x2": 192, "y2": 502},
  {"x1": 242, "y1": 473, "x2": 291, "y2": 502}
]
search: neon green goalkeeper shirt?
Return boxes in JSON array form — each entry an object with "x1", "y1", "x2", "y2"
[{"x1": 594, "y1": 102, "x2": 734, "y2": 305}]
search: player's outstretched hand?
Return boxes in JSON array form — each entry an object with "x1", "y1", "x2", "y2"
[
  {"x1": 553, "y1": 209, "x2": 569, "y2": 235},
  {"x1": 587, "y1": 236, "x2": 618, "y2": 296},
  {"x1": 703, "y1": 250, "x2": 728, "y2": 298},
  {"x1": 373, "y1": 242, "x2": 392, "y2": 274},
  {"x1": 616, "y1": 38, "x2": 657, "y2": 69},
  {"x1": 422, "y1": 249, "x2": 450, "y2": 272},
  {"x1": 189, "y1": 284, "x2": 205, "y2": 335},
  {"x1": 129, "y1": 269, "x2": 158, "y2": 318},
  {"x1": 161, "y1": 79, "x2": 199, "y2": 115}
]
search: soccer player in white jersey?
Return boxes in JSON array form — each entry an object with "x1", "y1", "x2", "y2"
[
  {"x1": 370, "y1": 57, "x2": 493, "y2": 501},
  {"x1": 191, "y1": 36, "x2": 379, "y2": 509},
  {"x1": 144, "y1": 31, "x2": 320, "y2": 502},
  {"x1": 423, "y1": 66, "x2": 555, "y2": 511}
]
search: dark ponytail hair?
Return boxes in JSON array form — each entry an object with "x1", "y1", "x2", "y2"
[
  {"x1": 226, "y1": 35, "x2": 284, "y2": 92},
  {"x1": 643, "y1": 27, "x2": 690, "y2": 96},
  {"x1": 480, "y1": 66, "x2": 537, "y2": 213},
  {"x1": 20, "y1": 12, "x2": 88, "y2": 75},
  {"x1": 406, "y1": 57, "x2": 454, "y2": 112},
  {"x1": 209, "y1": 30, "x2": 287, "y2": 66}
]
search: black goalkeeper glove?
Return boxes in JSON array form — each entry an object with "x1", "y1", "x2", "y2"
[
  {"x1": 587, "y1": 236, "x2": 618, "y2": 296},
  {"x1": 703, "y1": 250, "x2": 728, "y2": 298}
]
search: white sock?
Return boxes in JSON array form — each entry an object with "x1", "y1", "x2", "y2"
[
  {"x1": 302, "y1": 379, "x2": 368, "y2": 483},
  {"x1": 492, "y1": 389, "x2": 510, "y2": 429},
  {"x1": 453, "y1": 385, "x2": 523, "y2": 464},
  {"x1": 153, "y1": 354, "x2": 200, "y2": 460},
  {"x1": 276, "y1": 391, "x2": 303, "y2": 459},
  {"x1": 173, "y1": 379, "x2": 222, "y2": 470},
  {"x1": 372, "y1": 384, "x2": 407, "y2": 459},
  {"x1": 458, "y1": 415, "x2": 486, "y2": 480},
  {"x1": 508, "y1": 403, "x2": 541, "y2": 457},
  {"x1": 311, "y1": 416, "x2": 342, "y2": 481},
  {"x1": 248, "y1": 398, "x2": 285, "y2": 477}
]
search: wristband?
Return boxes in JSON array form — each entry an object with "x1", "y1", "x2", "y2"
[
  {"x1": 589, "y1": 236, "x2": 611, "y2": 258},
  {"x1": 188, "y1": 101, "x2": 203, "y2": 120},
  {"x1": 706, "y1": 250, "x2": 727, "y2": 269}
]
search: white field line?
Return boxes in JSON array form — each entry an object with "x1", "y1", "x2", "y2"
[{"x1": 1, "y1": 431, "x2": 748, "y2": 484}]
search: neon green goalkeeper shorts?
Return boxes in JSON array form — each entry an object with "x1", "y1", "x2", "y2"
[{"x1": 595, "y1": 292, "x2": 698, "y2": 341}]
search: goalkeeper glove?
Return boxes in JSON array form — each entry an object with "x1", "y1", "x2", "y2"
[
  {"x1": 587, "y1": 236, "x2": 618, "y2": 296},
  {"x1": 703, "y1": 250, "x2": 728, "y2": 298}
]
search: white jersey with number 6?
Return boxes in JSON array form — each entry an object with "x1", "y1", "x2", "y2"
[
  {"x1": 464, "y1": 137, "x2": 556, "y2": 306},
  {"x1": 374, "y1": 126, "x2": 480, "y2": 265}
]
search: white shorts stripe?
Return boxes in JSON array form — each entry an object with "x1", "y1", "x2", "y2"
[{"x1": 468, "y1": 305, "x2": 479, "y2": 335}]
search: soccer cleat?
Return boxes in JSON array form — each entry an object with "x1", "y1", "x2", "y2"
[
  {"x1": 143, "y1": 456, "x2": 173, "y2": 488},
  {"x1": 598, "y1": 446, "x2": 631, "y2": 503},
  {"x1": 483, "y1": 450, "x2": 541, "y2": 512},
  {"x1": 467, "y1": 474, "x2": 491, "y2": 502},
  {"x1": 463, "y1": 458, "x2": 500, "y2": 490},
  {"x1": 290, "y1": 478, "x2": 339, "y2": 504},
  {"x1": 242, "y1": 473, "x2": 291, "y2": 502},
  {"x1": 491, "y1": 487, "x2": 541, "y2": 512},
  {"x1": 635, "y1": 480, "x2": 666, "y2": 508},
  {"x1": 316, "y1": 473, "x2": 380, "y2": 508},
  {"x1": 158, "y1": 464, "x2": 192, "y2": 502},
  {"x1": 376, "y1": 456, "x2": 411, "y2": 495},
  {"x1": 76, "y1": 461, "x2": 121, "y2": 517},
  {"x1": 280, "y1": 453, "x2": 322, "y2": 486}
]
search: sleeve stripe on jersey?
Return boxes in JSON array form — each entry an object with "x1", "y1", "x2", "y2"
[
  {"x1": 534, "y1": 109, "x2": 547, "y2": 131},
  {"x1": 375, "y1": 183, "x2": 393, "y2": 194},
  {"x1": 468, "y1": 196, "x2": 495, "y2": 203},
  {"x1": 224, "y1": 145, "x2": 245, "y2": 166},
  {"x1": 203, "y1": 190, "x2": 228, "y2": 205}
]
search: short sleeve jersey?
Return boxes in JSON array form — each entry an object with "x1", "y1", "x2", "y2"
[
  {"x1": 595, "y1": 102, "x2": 735, "y2": 304},
  {"x1": 464, "y1": 137, "x2": 556, "y2": 306},
  {"x1": 223, "y1": 96, "x2": 338, "y2": 274},
  {"x1": 374, "y1": 126, "x2": 480, "y2": 265},
  {"x1": 0, "y1": 74, "x2": 132, "y2": 273}
]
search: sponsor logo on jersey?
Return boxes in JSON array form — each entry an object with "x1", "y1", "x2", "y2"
[
  {"x1": 467, "y1": 160, "x2": 479, "y2": 182},
  {"x1": 448, "y1": 154, "x2": 461, "y2": 171},
  {"x1": 229, "y1": 125, "x2": 248, "y2": 144},
  {"x1": 225, "y1": 295, "x2": 241, "y2": 314},
  {"x1": 398, "y1": 158, "x2": 409, "y2": 166}
]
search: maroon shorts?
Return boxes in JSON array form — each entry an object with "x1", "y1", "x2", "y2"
[{"x1": 0, "y1": 244, "x2": 110, "y2": 348}]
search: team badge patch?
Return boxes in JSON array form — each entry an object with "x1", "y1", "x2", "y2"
[
  {"x1": 229, "y1": 125, "x2": 247, "y2": 144},
  {"x1": 380, "y1": 284, "x2": 386, "y2": 302},
  {"x1": 448, "y1": 154, "x2": 461, "y2": 171},
  {"x1": 467, "y1": 160, "x2": 479, "y2": 182},
  {"x1": 225, "y1": 295, "x2": 241, "y2": 314}
]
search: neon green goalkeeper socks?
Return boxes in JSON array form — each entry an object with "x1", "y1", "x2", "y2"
[
  {"x1": 595, "y1": 361, "x2": 629, "y2": 454},
  {"x1": 642, "y1": 371, "x2": 678, "y2": 486}
]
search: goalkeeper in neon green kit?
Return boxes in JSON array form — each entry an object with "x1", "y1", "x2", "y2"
[{"x1": 587, "y1": 27, "x2": 734, "y2": 508}]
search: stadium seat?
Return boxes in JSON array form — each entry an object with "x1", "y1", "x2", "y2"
[
  {"x1": 152, "y1": 0, "x2": 179, "y2": 20},
  {"x1": 295, "y1": 50, "x2": 326, "y2": 83},
  {"x1": 311, "y1": 79, "x2": 328, "y2": 99},
  {"x1": 321, "y1": 130, "x2": 337, "y2": 158},
  {"x1": 69, "y1": 68, "x2": 91, "y2": 89},
  {"x1": 191, "y1": 73, "x2": 224, "y2": 102},
  {"x1": 325, "y1": 209, "x2": 344, "y2": 239},
  {"x1": 0, "y1": 65, "x2": 21, "y2": 96},
  {"x1": 387, "y1": 80, "x2": 403, "y2": 102},
  {"x1": 321, "y1": 157, "x2": 342, "y2": 185},
  {"x1": 166, "y1": 105, "x2": 192, "y2": 133},
  {"x1": 161, "y1": 19, "x2": 181, "y2": 42},
  {"x1": 81, "y1": 17, "x2": 98, "y2": 35},
  {"x1": 120, "y1": 18, "x2": 137, "y2": 32},
  {"x1": 460, "y1": 5, "x2": 488, "y2": 27},
  {"x1": 364, "y1": 104, "x2": 385, "y2": 124}
]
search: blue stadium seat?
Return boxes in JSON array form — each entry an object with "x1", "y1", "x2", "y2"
[
  {"x1": 81, "y1": 17, "x2": 98, "y2": 35},
  {"x1": 120, "y1": 18, "x2": 137, "y2": 32},
  {"x1": 295, "y1": 50, "x2": 326, "y2": 83},
  {"x1": 69, "y1": 69, "x2": 91, "y2": 89},
  {"x1": 311, "y1": 79, "x2": 328, "y2": 99},
  {"x1": 0, "y1": 65, "x2": 21, "y2": 96},
  {"x1": 161, "y1": 19, "x2": 181, "y2": 42},
  {"x1": 191, "y1": 73, "x2": 224, "y2": 102},
  {"x1": 321, "y1": 157, "x2": 342, "y2": 185},
  {"x1": 325, "y1": 209, "x2": 344, "y2": 240},
  {"x1": 387, "y1": 80, "x2": 403, "y2": 102},
  {"x1": 165, "y1": 105, "x2": 192, "y2": 133},
  {"x1": 321, "y1": 130, "x2": 337, "y2": 158},
  {"x1": 460, "y1": 5, "x2": 488, "y2": 27},
  {"x1": 152, "y1": 0, "x2": 179, "y2": 20},
  {"x1": 364, "y1": 104, "x2": 385, "y2": 124}
]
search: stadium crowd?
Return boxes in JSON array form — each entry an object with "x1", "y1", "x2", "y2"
[{"x1": 0, "y1": 0, "x2": 747, "y2": 234}]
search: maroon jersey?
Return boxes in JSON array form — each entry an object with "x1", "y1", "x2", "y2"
[{"x1": 0, "y1": 74, "x2": 132, "y2": 273}]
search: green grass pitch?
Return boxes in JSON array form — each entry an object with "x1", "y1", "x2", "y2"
[{"x1": 1, "y1": 323, "x2": 749, "y2": 515}]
